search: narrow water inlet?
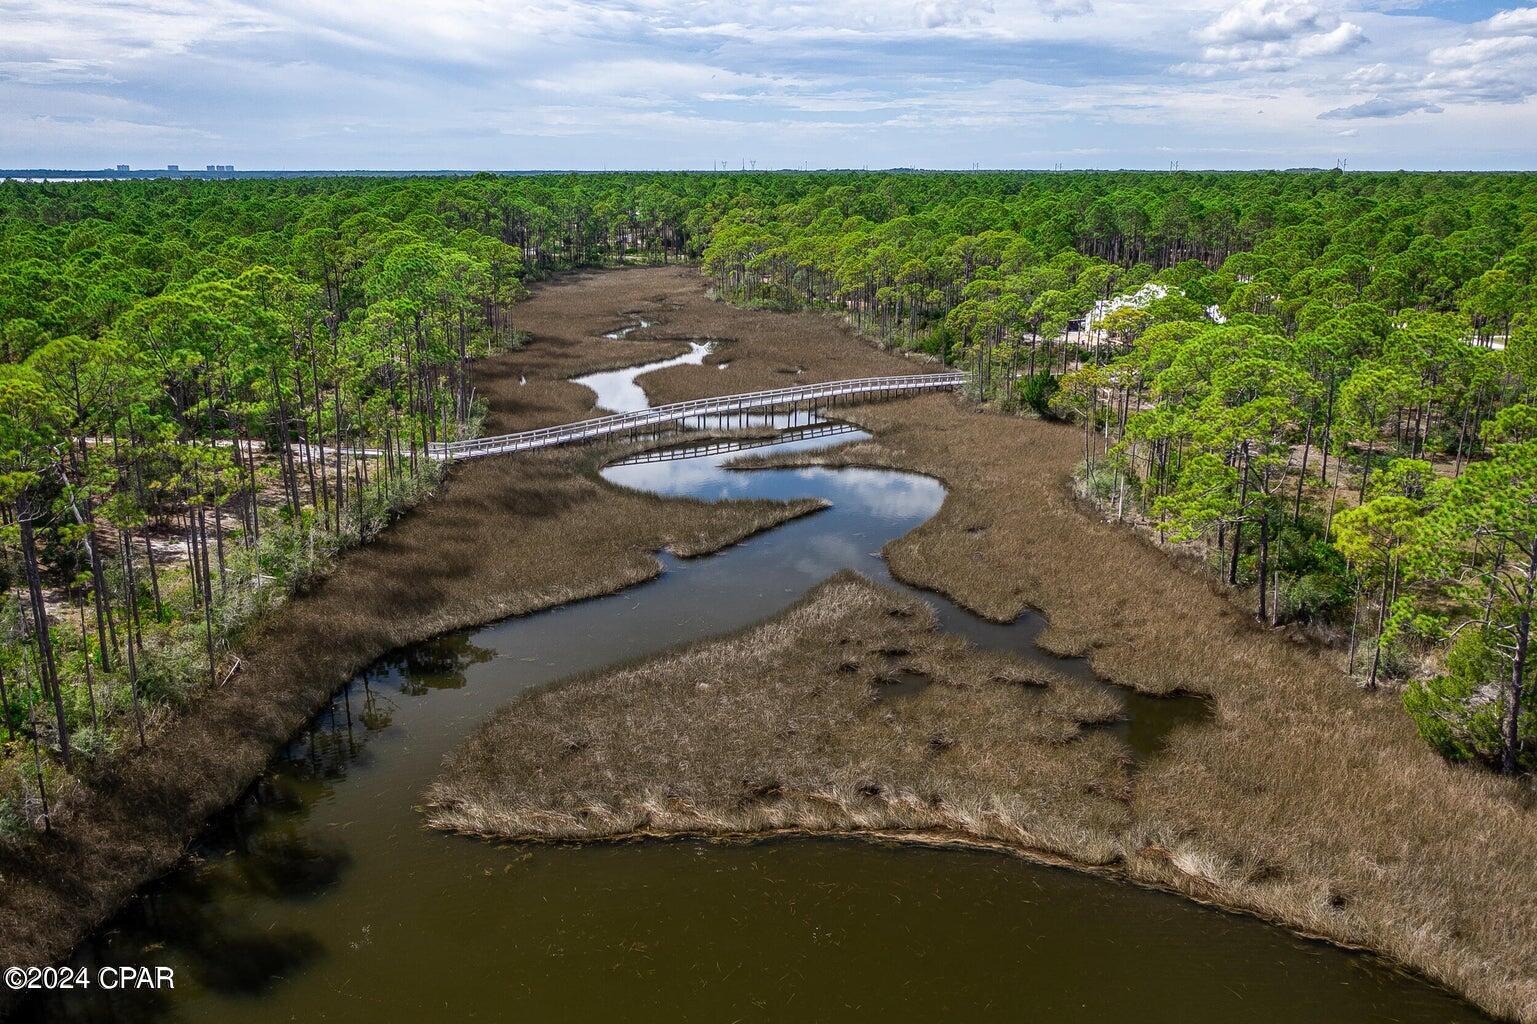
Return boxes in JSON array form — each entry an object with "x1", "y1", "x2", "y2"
[
  {"x1": 17, "y1": 345, "x2": 1490, "y2": 1024},
  {"x1": 571, "y1": 340, "x2": 711, "y2": 413}
]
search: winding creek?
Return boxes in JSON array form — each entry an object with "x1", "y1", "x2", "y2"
[{"x1": 19, "y1": 347, "x2": 1490, "y2": 1023}]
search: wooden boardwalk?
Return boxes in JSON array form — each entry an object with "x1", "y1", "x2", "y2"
[{"x1": 432, "y1": 372, "x2": 964, "y2": 461}]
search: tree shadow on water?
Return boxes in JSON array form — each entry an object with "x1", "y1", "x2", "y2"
[
  {"x1": 386, "y1": 632, "x2": 495, "y2": 695},
  {"x1": 17, "y1": 868, "x2": 326, "y2": 1022}
]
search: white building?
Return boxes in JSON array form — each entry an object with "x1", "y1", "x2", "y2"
[{"x1": 1084, "y1": 283, "x2": 1169, "y2": 331}]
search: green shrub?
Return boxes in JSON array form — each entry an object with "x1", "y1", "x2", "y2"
[
  {"x1": 1374, "y1": 635, "x2": 1420, "y2": 681},
  {"x1": 1403, "y1": 629, "x2": 1534, "y2": 768},
  {"x1": 1280, "y1": 571, "x2": 1350, "y2": 621},
  {"x1": 918, "y1": 324, "x2": 956, "y2": 363},
  {"x1": 1079, "y1": 462, "x2": 1119, "y2": 503},
  {"x1": 0, "y1": 793, "x2": 28, "y2": 846},
  {"x1": 67, "y1": 725, "x2": 119, "y2": 769},
  {"x1": 0, "y1": 681, "x2": 37, "y2": 736},
  {"x1": 1015, "y1": 371, "x2": 1060, "y2": 418}
]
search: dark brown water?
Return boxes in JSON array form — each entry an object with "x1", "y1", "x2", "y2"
[{"x1": 18, "y1": 376, "x2": 1488, "y2": 1022}]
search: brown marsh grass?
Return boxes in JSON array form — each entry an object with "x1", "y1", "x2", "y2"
[
  {"x1": 427, "y1": 572, "x2": 1130, "y2": 863},
  {"x1": 470, "y1": 266, "x2": 920, "y2": 438},
  {"x1": 735, "y1": 394, "x2": 1537, "y2": 1023},
  {"x1": 516, "y1": 266, "x2": 921, "y2": 409}
]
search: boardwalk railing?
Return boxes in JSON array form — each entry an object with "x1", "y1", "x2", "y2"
[{"x1": 432, "y1": 372, "x2": 965, "y2": 461}]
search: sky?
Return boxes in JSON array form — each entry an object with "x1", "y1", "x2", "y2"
[{"x1": 1, "y1": 0, "x2": 1535, "y2": 171}]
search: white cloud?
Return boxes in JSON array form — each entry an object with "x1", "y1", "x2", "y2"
[
  {"x1": 1199, "y1": 0, "x2": 1343, "y2": 44},
  {"x1": 1296, "y1": 20, "x2": 1367, "y2": 56},
  {"x1": 1036, "y1": 0, "x2": 1093, "y2": 19},
  {"x1": 914, "y1": 0, "x2": 996, "y2": 29},
  {"x1": 1345, "y1": 62, "x2": 1409, "y2": 87},
  {"x1": 1187, "y1": 0, "x2": 1365, "y2": 73},
  {"x1": 1429, "y1": 33, "x2": 1537, "y2": 66},
  {"x1": 1484, "y1": 6, "x2": 1537, "y2": 33},
  {"x1": 1421, "y1": 63, "x2": 1537, "y2": 104},
  {"x1": 1319, "y1": 94, "x2": 1442, "y2": 119},
  {"x1": 1426, "y1": 7, "x2": 1537, "y2": 105}
]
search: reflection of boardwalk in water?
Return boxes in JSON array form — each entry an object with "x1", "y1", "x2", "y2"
[{"x1": 608, "y1": 420, "x2": 863, "y2": 466}]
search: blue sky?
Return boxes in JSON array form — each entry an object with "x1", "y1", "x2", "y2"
[{"x1": 2, "y1": 0, "x2": 1535, "y2": 170}]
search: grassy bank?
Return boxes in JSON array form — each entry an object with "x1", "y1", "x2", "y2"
[
  {"x1": 730, "y1": 395, "x2": 1537, "y2": 1023},
  {"x1": 427, "y1": 572, "x2": 1129, "y2": 861},
  {"x1": 0, "y1": 268, "x2": 832, "y2": 980}
]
